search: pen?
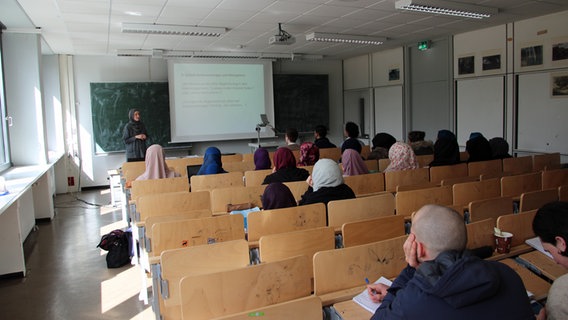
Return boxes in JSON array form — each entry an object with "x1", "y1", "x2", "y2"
[{"x1": 365, "y1": 278, "x2": 377, "y2": 295}]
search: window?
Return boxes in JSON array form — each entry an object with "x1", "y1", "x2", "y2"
[{"x1": 0, "y1": 30, "x2": 12, "y2": 171}]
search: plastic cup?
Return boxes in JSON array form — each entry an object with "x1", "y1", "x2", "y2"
[{"x1": 494, "y1": 232, "x2": 513, "y2": 254}]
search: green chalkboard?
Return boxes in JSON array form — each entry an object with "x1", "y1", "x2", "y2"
[{"x1": 90, "y1": 82, "x2": 172, "y2": 153}]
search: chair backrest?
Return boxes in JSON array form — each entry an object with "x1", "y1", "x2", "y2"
[
  {"x1": 364, "y1": 159, "x2": 379, "y2": 172},
  {"x1": 466, "y1": 218, "x2": 495, "y2": 250},
  {"x1": 150, "y1": 215, "x2": 245, "y2": 257},
  {"x1": 361, "y1": 145, "x2": 371, "y2": 159},
  {"x1": 452, "y1": 178, "x2": 501, "y2": 206},
  {"x1": 137, "y1": 191, "x2": 211, "y2": 222},
  {"x1": 121, "y1": 161, "x2": 147, "y2": 182},
  {"x1": 542, "y1": 169, "x2": 568, "y2": 189},
  {"x1": 343, "y1": 172, "x2": 385, "y2": 196},
  {"x1": 179, "y1": 255, "x2": 311, "y2": 320},
  {"x1": 468, "y1": 196, "x2": 513, "y2": 223},
  {"x1": 327, "y1": 193, "x2": 395, "y2": 229},
  {"x1": 468, "y1": 159, "x2": 502, "y2": 177},
  {"x1": 130, "y1": 177, "x2": 190, "y2": 203},
  {"x1": 384, "y1": 167, "x2": 430, "y2": 192},
  {"x1": 395, "y1": 186, "x2": 452, "y2": 217},
  {"x1": 496, "y1": 210, "x2": 537, "y2": 247},
  {"x1": 247, "y1": 203, "x2": 327, "y2": 243},
  {"x1": 210, "y1": 296, "x2": 322, "y2": 320},
  {"x1": 283, "y1": 180, "x2": 310, "y2": 202},
  {"x1": 460, "y1": 151, "x2": 469, "y2": 162},
  {"x1": 223, "y1": 161, "x2": 255, "y2": 173},
  {"x1": 259, "y1": 227, "x2": 335, "y2": 273},
  {"x1": 190, "y1": 171, "x2": 244, "y2": 192},
  {"x1": 416, "y1": 154, "x2": 434, "y2": 168},
  {"x1": 378, "y1": 159, "x2": 390, "y2": 172},
  {"x1": 210, "y1": 185, "x2": 267, "y2": 213},
  {"x1": 242, "y1": 153, "x2": 254, "y2": 163},
  {"x1": 502, "y1": 156, "x2": 533, "y2": 175},
  {"x1": 560, "y1": 185, "x2": 568, "y2": 201},
  {"x1": 533, "y1": 152, "x2": 561, "y2": 171},
  {"x1": 159, "y1": 240, "x2": 251, "y2": 320},
  {"x1": 519, "y1": 189, "x2": 558, "y2": 212},
  {"x1": 222, "y1": 153, "x2": 244, "y2": 163},
  {"x1": 429, "y1": 163, "x2": 468, "y2": 184},
  {"x1": 342, "y1": 215, "x2": 406, "y2": 248},
  {"x1": 145, "y1": 210, "x2": 212, "y2": 236},
  {"x1": 319, "y1": 148, "x2": 341, "y2": 162},
  {"x1": 440, "y1": 175, "x2": 479, "y2": 187},
  {"x1": 167, "y1": 157, "x2": 204, "y2": 177},
  {"x1": 244, "y1": 169, "x2": 272, "y2": 187},
  {"x1": 501, "y1": 172, "x2": 542, "y2": 198},
  {"x1": 396, "y1": 182, "x2": 439, "y2": 192},
  {"x1": 313, "y1": 235, "x2": 407, "y2": 305}
]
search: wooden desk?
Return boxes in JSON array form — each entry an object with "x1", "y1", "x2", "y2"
[
  {"x1": 517, "y1": 251, "x2": 568, "y2": 281},
  {"x1": 499, "y1": 259, "x2": 551, "y2": 301},
  {"x1": 333, "y1": 300, "x2": 373, "y2": 320}
]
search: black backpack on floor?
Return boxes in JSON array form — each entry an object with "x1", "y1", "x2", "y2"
[{"x1": 97, "y1": 229, "x2": 132, "y2": 268}]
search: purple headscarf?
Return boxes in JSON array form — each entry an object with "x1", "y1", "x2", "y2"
[
  {"x1": 261, "y1": 182, "x2": 297, "y2": 210},
  {"x1": 254, "y1": 148, "x2": 271, "y2": 170}
]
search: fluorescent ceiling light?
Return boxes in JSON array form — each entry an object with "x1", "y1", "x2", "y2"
[
  {"x1": 121, "y1": 23, "x2": 227, "y2": 37},
  {"x1": 116, "y1": 49, "x2": 323, "y2": 60},
  {"x1": 395, "y1": 0, "x2": 497, "y2": 19},
  {"x1": 305, "y1": 32, "x2": 386, "y2": 45}
]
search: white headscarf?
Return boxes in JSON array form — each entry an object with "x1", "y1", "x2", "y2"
[{"x1": 312, "y1": 158, "x2": 343, "y2": 192}]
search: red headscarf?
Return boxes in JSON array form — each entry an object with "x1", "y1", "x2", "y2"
[
  {"x1": 298, "y1": 142, "x2": 319, "y2": 166},
  {"x1": 273, "y1": 147, "x2": 297, "y2": 170}
]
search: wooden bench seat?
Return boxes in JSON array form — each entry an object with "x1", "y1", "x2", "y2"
[
  {"x1": 190, "y1": 171, "x2": 244, "y2": 192},
  {"x1": 452, "y1": 178, "x2": 500, "y2": 207},
  {"x1": 541, "y1": 168, "x2": 568, "y2": 189},
  {"x1": 519, "y1": 188, "x2": 558, "y2": 212},
  {"x1": 385, "y1": 167, "x2": 430, "y2": 192},
  {"x1": 533, "y1": 152, "x2": 561, "y2": 171},
  {"x1": 328, "y1": 193, "x2": 395, "y2": 231},
  {"x1": 343, "y1": 172, "x2": 385, "y2": 196},
  {"x1": 468, "y1": 196, "x2": 513, "y2": 223},
  {"x1": 210, "y1": 185, "x2": 267, "y2": 214},
  {"x1": 467, "y1": 159, "x2": 502, "y2": 177},
  {"x1": 210, "y1": 295, "x2": 322, "y2": 320},
  {"x1": 395, "y1": 186, "x2": 452, "y2": 218},
  {"x1": 244, "y1": 169, "x2": 272, "y2": 187},
  {"x1": 341, "y1": 215, "x2": 405, "y2": 247},
  {"x1": 429, "y1": 163, "x2": 468, "y2": 184},
  {"x1": 502, "y1": 156, "x2": 533, "y2": 175},
  {"x1": 500, "y1": 172, "x2": 542, "y2": 198},
  {"x1": 319, "y1": 148, "x2": 341, "y2": 162}
]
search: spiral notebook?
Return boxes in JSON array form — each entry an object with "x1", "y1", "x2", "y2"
[{"x1": 352, "y1": 276, "x2": 393, "y2": 313}]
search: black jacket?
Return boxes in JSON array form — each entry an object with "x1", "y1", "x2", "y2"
[
  {"x1": 298, "y1": 184, "x2": 355, "y2": 206},
  {"x1": 314, "y1": 137, "x2": 337, "y2": 149},
  {"x1": 262, "y1": 167, "x2": 310, "y2": 185}
]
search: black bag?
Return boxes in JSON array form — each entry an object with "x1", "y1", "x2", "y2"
[{"x1": 97, "y1": 229, "x2": 132, "y2": 268}]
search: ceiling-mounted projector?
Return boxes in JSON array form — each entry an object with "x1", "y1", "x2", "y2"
[{"x1": 269, "y1": 23, "x2": 295, "y2": 45}]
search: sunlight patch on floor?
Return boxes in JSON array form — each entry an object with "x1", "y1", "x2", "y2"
[
  {"x1": 100, "y1": 266, "x2": 143, "y2": 313},
  {"x1": 129, "y1": 306, "x2": 155, "y2": 320}
]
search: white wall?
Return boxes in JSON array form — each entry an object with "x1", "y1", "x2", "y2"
[{"x1": 73, "y1": 56, "x2": 343, "y2": 187}]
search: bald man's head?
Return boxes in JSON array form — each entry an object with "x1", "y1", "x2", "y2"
[{"x1": 412, "y1": 205, "x2": 467, "y2": 259}]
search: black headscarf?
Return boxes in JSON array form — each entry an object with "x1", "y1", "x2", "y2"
[
  {"x1": 127, "y1": 108, "x2": 144, "y2": 134},
  {"x1": 430, "y1": 130, "x2": 460, "y2": 167},
  {"x1": 466, "y1": 133, "x2": 492, "y2": 162},
  {"x1": 372, "y1": 133, "x2": 397, "y2": 150}
]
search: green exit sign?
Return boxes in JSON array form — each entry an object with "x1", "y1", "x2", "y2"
[{"x1": 418, "y1": 40, "x2": 431, "y2": 51}]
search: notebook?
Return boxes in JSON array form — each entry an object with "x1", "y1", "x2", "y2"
[{"x1": 352, "y1": 276, "x2": 393, "y2": 313}]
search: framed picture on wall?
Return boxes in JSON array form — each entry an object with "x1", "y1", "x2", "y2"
[
  {"x1": 521, "y1": 45, "x2": 543, "y2": 67},
  {"x1": 552, "y1": 39, "x2": 568, "y2": 66},
  {"x1": 458, "y1": 55, "x2": 475, "y2": 75},
  {"x1": 551, "y1": 72, "x2": 568, "y2": 97},
  {"x1": 482, "y1": 54, "x2": 501, "y2": 71}
]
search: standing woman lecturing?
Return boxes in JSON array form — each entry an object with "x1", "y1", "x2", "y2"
[{"x1": 123, "y1": 108, "x2": 148, "y2": 162}]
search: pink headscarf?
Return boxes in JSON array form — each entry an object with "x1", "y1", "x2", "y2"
[
  {"x1": 136, "y1": 144, "x2": 179, "y2": 180},
  {"x1": 341, "y1": 149, "x2": 369, "y2": 176},
  {"x1": 384, "y1": 142, "x2": 419, "y2": 172}
]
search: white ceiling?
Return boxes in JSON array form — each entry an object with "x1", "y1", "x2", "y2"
[{"x1": 1, "y1": 0, "x2": 568, "y2": 59}]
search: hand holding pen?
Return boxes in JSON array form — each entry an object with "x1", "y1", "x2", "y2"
[{"x1": 365, "y1": 278, "x2": 390, "y2": 303}]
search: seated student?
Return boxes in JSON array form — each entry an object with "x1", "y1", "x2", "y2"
[
  {"x1": 384, "y1": 142, "x2": 419, "y2": 172},
  {"x1": 408, "y1": 130, "x2": 434, "y2": 155},
  {"x1": 196, "y1": 146, "x2": 227, "y2": 175},
  {"x1": 341, "y1": 121, "x2": 363, "y2": 154},
  {"x1": 341, "y1": 149, "x2": 369, "y2": 176},
  {"x1": 136, "y1": 144, "x2": 180, "y2": 180},
  {"x1": 466, "y1": 132, "x2": 492, "y2": 162},
  {"x1": 429, "y1": 129, "x2": 461, "y2": 167},
  {"x1": 532, "y1": 201, "x2": 568, "y2": 320},
  {"x1": 489, "y1": 137, "x2": 512, "y2": 159},
  {"x1": 367, "y1": 132, "x2": 396, "y2": 160},
  {"x1": 282, "y1": 127, "x2": 300, "y2": 151},
  {"x1": 314, "y1": 125, "x2": 337, "y2": 149},
  {"x1": 262, "y1": 148, "x2": 310, "y2": 184},
  {"x1": 261, "y1": 182, "x2": 297, "y2": 210},
  {"x1": 298, "y1": 142, "x2": 319, "y2": 167},
  {"x1": 299, "y1": 158, "x2": 355, "y2": 207},
  {"x1": 253, "y1": 147, "x2": 271, "y2": 170},
  {"x1": 368, "y1": 204, "x2": 534, "y2": 320}
]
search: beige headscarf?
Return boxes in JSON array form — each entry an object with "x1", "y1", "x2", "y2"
[{"x1": 136, "y1": 144, "x2": 179, "y2": 180}]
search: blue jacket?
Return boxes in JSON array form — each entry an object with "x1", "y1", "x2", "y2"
[{"x1": 371, "y1": 251, "x2": 534, "y2": 320}]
